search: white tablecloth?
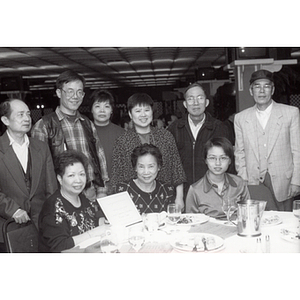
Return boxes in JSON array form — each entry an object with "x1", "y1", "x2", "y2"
[{"x1": 73, "y1": 211, "x2": 299, "y2": 253}]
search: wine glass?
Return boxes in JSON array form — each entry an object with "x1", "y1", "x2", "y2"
[
  {"x1": 222, "y1": 198, "x2": 238, "y2": 224},
  {"x1": 128, "y1": 225, "x2": 145, "y2": 252},
  {"x1": 293, "y1": 200, "x2": 300, "y2": 228},
  {"x1": 167, "y1": 204, "x2": 181, "y2": 224}
]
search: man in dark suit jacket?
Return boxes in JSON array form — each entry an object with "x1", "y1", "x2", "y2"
[{"x1": 0, "y1": 99, "x2": 57, "y2": 246}]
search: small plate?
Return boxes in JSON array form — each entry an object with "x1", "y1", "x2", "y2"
[
  {"x1": 171, "y1": 233, "x2": 224, "y2": 252},
  {"x1": 167, "y1": 214, "x2": 210, "y2": 226},
  {"x1": 261, "y1": 215, "x2": 282, "y2": 227},
  {"x1": 280, "y1": 227, "x2": 300, "y2": 243}
]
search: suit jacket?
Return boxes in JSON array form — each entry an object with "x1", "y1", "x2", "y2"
[
  {"x1": 234, "y1": 101, "x2": 300, "y2": 202},
  {"x1": 0, "y1": 132, "x2": 57, "y2": 241}
]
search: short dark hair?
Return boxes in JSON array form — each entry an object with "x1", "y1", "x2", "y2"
[
  {"x1": 56, "y1": 70, "x2": 85, "y2": 90},
  {"x1": 184, "y1": 82, "x2": 207, "y2": 99},
  {"x1": 203, "y1": 137, "x2": 234, "y2": 162},
  {"x1": 127, "y1": 93, "x2": 154, "y2": 112},
  {"x1": 131, "y1": 143, "x2": 163, "y2": 169},
  {"x1": 0, "y1": 98, "x2": 24, "y2": 119},
  {"x1": 89, "y1": 89, "x2": 115, "y2": 112},
  {"x1": 54, "y1": 150, "x2": 89, "y2": 178}
]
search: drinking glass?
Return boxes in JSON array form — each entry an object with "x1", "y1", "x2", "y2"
[
  {"x1": 143, "y1": 213, "x2": 159, "y2": 232},
  {"x1": 222, "y1": 198, "x2": 238, "y2": 224},
  {"x1": 167, "y1": 204, "x2": 181, "y2": 224},
  {"x1": 293, "y1": 200, "x2": 300, "y2": 227},
  {"x1": 128, "y1": 225, "x2": 145, "y2": 252}
]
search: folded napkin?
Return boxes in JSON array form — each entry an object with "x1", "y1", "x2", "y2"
[{"x1": 189, "y1": 222, "x2": 237, "y2": 239}]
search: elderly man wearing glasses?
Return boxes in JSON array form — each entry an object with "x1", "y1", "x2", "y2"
[
  {"x1": 31, "y1": 70, "x2": 108, "y2": 200},
  {"x1": 234, "y1": 69, "x2": 300, "y2": 211},
  {"x1": 168, "y1": 82, "x2": 233, "y2": 200}
]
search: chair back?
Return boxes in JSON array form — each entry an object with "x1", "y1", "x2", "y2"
[{"x1": 2, "y1": 218, "x2": 39, "y2": 253}]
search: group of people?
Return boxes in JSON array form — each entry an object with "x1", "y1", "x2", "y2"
[{"x1": 0, "y1": 68, "x2": 299, "y2": 252}]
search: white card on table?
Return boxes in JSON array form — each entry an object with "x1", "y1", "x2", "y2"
[{"x1": 97, "y1": 191, "x2": 142, "y2": 227}]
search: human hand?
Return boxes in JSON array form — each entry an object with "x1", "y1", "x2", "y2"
[
  {"x1": 175, "y1": 197, "x2": 185, "y2": 212},
  {"x1": 288, "y1": 184, "x2": 300, "y2": 198},
  {"x1": 88, "y1": 224, "x2": 108, "y2": 238},
  {"x1": 12, "y1": 209, "x2": 30, "y2": 224}
]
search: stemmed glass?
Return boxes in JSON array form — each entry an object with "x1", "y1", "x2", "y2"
[
  {"x1": 128, "y1": 225, "x2": 145, "y2": 252},
  {"x1": 293, "y1": 200, "x2": 300, "y2": 228},
  {"x1": 167, "y1": 204, "x2": 181, "y2": 224},
  {"x1": 222, "y1": 198, "x2": 238, "y2": 225}
]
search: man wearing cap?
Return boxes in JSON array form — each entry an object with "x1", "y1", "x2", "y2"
[
  {"x1": 234, "y1": 69, "x2": 300, "y2": 210},
  {"x1": 168, "y1": 82, "x2": 233, "y2": 198}
]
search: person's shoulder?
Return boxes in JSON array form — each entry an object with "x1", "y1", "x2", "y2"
[
  {"x1": 274, "y1": 102, "x2": 299, "y2": 113},
  {"x1": 110, "y1": 122, "x2": 125, "y2": 133},
  {"x1": 42, "y1": 189, "x2": 59, "y2": 209},
  {"x1": 29, "y1": 135, "x2": 49, "y2": 149},
  {"x1": 226, "y1": 173, "x2": 245, "y2": 185},
  {"x1": 235, "y1": 106, "x2": 254, "y2": 119},
  {"x1": 191, "y1": 176, "x2": 205, "y2": 188}
]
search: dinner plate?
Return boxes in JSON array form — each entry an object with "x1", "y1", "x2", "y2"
[
  {"x1": 280, "y1": 227, "x2": 300, "y2": 243},
  {"x1": 167, "y1": 214, "x2": 210, "y2": 226},
  {"x1": 171, "y1": 233, "x2": 224, "y2": 252},
  {"x1": 261, "y1": 214, "x2": 282, "y2": 227}
]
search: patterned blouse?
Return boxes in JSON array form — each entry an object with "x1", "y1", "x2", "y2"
[
  {"x1": 110, "y1": 127, "x2": 186, "y2": 191},
  {"x1": 38, "y1": 189, "x2": 100, "y2": 252},
  {"x1": 116, "y1": 179, "x2": 175, "y2": 214}
]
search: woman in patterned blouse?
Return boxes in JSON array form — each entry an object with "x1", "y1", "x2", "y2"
[
  {"x1": 38, "y1": 150, "x2": 106, "y2": 252},
  {"x1": 116, "y1": 144, "x2": 175, "y2": 214},
  {"x1": 111, "y1": 93, "x2": 186, "y2": 211}
]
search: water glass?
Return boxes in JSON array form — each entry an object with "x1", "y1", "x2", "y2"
[
  {"x1": 167, "y1": 204, "x2": 181, "y2": 224},
  {"x1": 293, "y1": 200, "x2": 300, "y2": 219},
  {"x1": 128, "y1": 225, "x2": 145, "y2": 252}
]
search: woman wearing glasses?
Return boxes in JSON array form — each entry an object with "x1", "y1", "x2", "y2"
[{"x1": 186, "y1": 137, "x2": 249, "y2": 218}]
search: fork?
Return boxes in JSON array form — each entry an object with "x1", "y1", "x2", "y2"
[{"x1": 202, "y1": 237, "x2": 208, "y2": 251}]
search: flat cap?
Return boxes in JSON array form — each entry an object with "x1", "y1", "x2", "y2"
[{"x1": 250, "y1": 69, "x2": 274, "y2": 84}]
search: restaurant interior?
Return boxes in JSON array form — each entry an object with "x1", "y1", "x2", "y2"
[
  {"x1": 0, "y1": 46, "x2": 299, "y2": 298},
  {"x1": 1, "y1": 47, "x2": 300, "y2": 126}
]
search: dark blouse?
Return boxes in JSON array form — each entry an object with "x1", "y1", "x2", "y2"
[
  {"x1": 116, "y1": 179, "x2": 175, "y2": 214},
  {"x1": 110, "y1": 127, "x2": 186, "y2": 191},
  {"x1": 38, "y1": 189, "x2": 100, "y2": 252}
]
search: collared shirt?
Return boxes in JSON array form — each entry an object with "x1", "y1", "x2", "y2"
[
  {"x1": 31, "y1": 107, "x2": 108, "y2": 186},
  {"x1": 186, "y1": 171, "x2": 250, "y2": 218},
  {"x1": 256, "y1": 100, "x2": 273, "y2": 129},
  {"x1": 7, "y1": 131, "x2": 29, "y2": 172},
  {"x1": 188, "y1": 114, "x2": 206, "y2": 140}
]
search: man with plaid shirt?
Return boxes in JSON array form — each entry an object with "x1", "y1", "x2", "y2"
[{"x1": 31, "y1": 71, "x2": 109, "y2": 199}]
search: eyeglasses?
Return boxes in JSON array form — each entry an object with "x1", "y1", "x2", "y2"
[
  {"x1": 252, "y1": 84, "x2": 273, "y2": 91},
  {"x1": 186, "y1": 95, "x2": 206, "y2": 104},
  {"x1": 206, "y1": 156, "x2": 230, "y2": 163},
  {"x1": 61, "y1": 88, "x2": 85, "y2": 99}
]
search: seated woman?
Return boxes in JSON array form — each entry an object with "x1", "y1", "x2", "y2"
[
  {"x1": 38, "y1": 150, "x2": 106, "y2": 252},
  {"x1": 116, "y1": 144, "x2": 175, "y2": 214},
  {"x1": 186, "y1": 137, "x2": 249, "y2": 218}
]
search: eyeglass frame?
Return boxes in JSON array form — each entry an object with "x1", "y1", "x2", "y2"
[
  {"x1": 206, "y1": 156, "x2": 230, "y2": 163},
  {"x1": 251, "y1": 83, "x2": 274, "y2": 91},
  {"x1": 60, "y1": 88, "x2": 85, "y2": 99},
  {"x1": 185, "y1": 95, "x2": 207, "y2": 105}
]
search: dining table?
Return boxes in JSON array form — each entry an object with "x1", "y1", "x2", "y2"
[{"x1": 63, "y1": 210, "x2": 300, "y2": 254}]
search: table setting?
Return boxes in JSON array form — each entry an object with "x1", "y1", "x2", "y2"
[{"x1": 63, "y1": 194, "x2": 300, "y2": 254}]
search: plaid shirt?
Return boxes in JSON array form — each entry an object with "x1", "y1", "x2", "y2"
[{"x1": 31, "y1": 107, "x2": 108, "y2": 189}]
